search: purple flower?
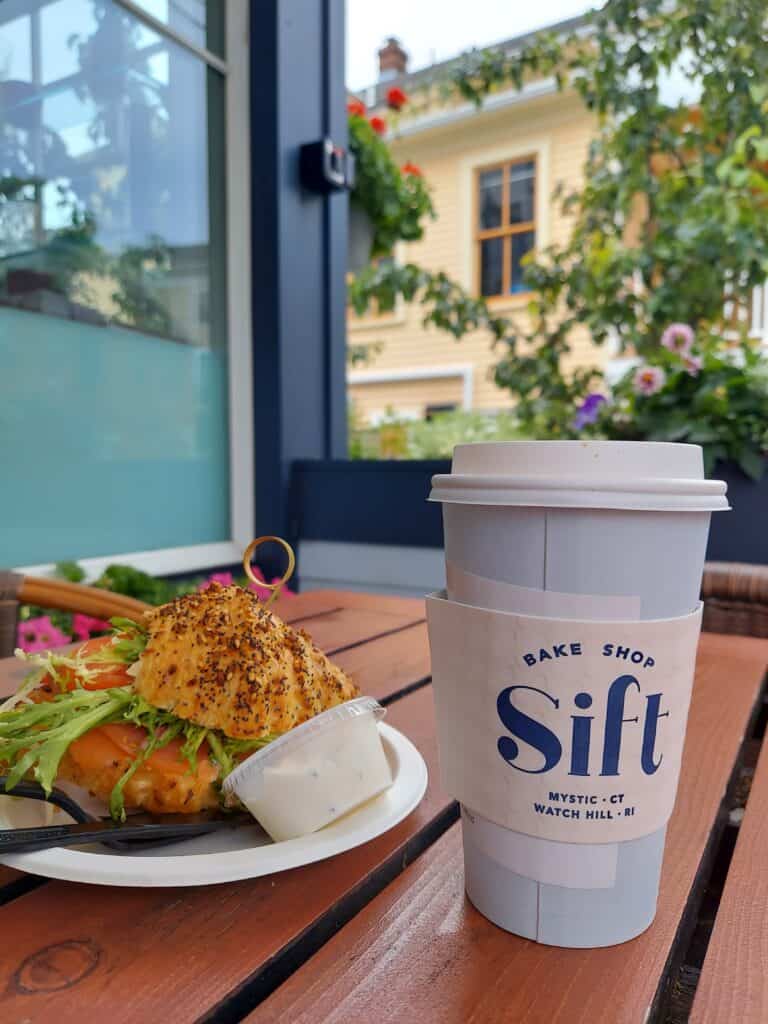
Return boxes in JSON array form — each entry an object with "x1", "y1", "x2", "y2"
[
  {"x1": 661, "y1": 323, "x2": 695, "y2": 356},
  {"x1": 633, "y1": 365, "x2": 666, "y2": 396},
  {"x1": 683, "y1": 354, "x2": 703, "y2": 376},
  {"x1": 573, "y1": 393, "x2": 606, "y2": 429}
]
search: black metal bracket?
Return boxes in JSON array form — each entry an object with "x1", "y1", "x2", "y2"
[{"x1": 300, "y1": 138, "x2": 355, "y2": 194}]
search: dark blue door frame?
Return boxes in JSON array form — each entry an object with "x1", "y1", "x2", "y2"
[{"x1": 249, "y1": 0, "x2": 348, "y2": 568}]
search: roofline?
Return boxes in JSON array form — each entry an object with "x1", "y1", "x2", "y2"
[
  {"x1": 387, "y1": 75, "x2": 561, "y2": 142},
  {"x1": 352, "y1": 12, "x2": 591, "y2": 99}
]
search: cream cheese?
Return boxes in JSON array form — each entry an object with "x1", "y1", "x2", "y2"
[{"x1": 222, "y1": 697, "x2": 392, "y2": 841}]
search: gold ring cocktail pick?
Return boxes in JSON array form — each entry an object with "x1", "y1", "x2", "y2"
[{"x1": 242, "y1": 537, "x2": 296, "y2": 609}]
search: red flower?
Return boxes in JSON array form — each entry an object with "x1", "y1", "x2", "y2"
[
  {"x1": 369, "y1": 115, "x2": 387, "y2": 136},
  {"x1": 402, "y1": 161, "x2": 422, "y2": 177},
  {"x1": 347, "y1": 99, "x2": 366, "y2": 118},
  {"x1": 386, "y1": 86, "x2": 408, "y2": 111}
]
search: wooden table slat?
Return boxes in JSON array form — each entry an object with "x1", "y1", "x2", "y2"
[
  {"x1": 690, "y1": 701, "x2": 768, "y2": 1023},
  {"x1": 295, "y1": 606, "x2": 425, "y2": 655},
  {"x1": 332, "y1": 623, "x2": 430, "y2": 702},
  {"x1": 248, "y1": 633, "x2": 768, "y2": 1024},
  {"x1": 289, "y1": 590, "x2": 426, "y2": 619}
]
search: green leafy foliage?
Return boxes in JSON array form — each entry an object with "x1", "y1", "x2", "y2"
[
  {"x1": 0, "y1": 686, "x2": 135, "y2": 796},
  {"x1": 349, "y1": 261, "x2": 508, "y2": 340},
  {"x1": 592, "y1": 334, "x2": 768, "y2": 477},
  {"x1": 349, "y1": 408, "x2": 525, "y2": 460},
  {"x1": 439, "y1": 0, "x2": 768, "y2": 450},
  {"x1": 54, "y1": 561, "x2": 86, "y2": 583},
  {"x1": 92, "y1": 564, "x2": 199, "y2": 605},
  {"x1": 348, "y1": 114, "x2": 435, "y2": 258}
]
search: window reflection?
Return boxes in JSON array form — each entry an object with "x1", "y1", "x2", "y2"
[
  {"x1": 0, "y1": 0, "x2": 225, "y2": 347},
  {"x1": 128, "y1": 0, "x2": 220, "y2": 55}
]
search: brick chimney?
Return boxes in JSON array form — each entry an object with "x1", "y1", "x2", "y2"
[{"x1": 378, "y1": 37, "x2": 408, "y2": 81}]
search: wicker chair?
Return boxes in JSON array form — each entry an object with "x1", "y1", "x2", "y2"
[
  {"x1": 0, "y1": 571, "x2": 150, "y2": 659},
  {"x1": 701, "y1": 562, "x2": 768, "y2": 638}
]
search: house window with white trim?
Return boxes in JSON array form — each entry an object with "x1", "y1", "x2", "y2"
[
  {"x1": 475, "y1": 157, "x2": 536, "y2": 297},
  {"x1": 0, "y1": 0, "x2": 252, "y2": 573}
]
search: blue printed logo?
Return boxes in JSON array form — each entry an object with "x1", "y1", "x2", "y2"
[{"x1": 496, "y1": 675, "x2": 669, "y2": 778}]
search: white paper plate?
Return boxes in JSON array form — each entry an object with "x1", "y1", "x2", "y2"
[{"x1": 0, "y1": 723, "x2": 428, "y2": 886}]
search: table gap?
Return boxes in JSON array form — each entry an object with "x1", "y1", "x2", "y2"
[
  {"x1": 283, "y1": 607, "x2": 344, "y2": 628},
  {"x1": 200, "y1": 801, "x2": 461, "y2": 1024},
  {"x1": 327, "y1": 619, "x2": 427, "y2": 657},
  {"x1": 0, "y1": 871, "x2": 47, "y2": 908},
  {"x1": 379, "y1": 675, "x2": 432, "y2": 707},
  {"x1": 653, "y1": 668, "x2": 768, "y2": 1024}
]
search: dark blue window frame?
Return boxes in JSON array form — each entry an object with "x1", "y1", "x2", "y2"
[{"x1": 249, "y1": 0, "x2": 348, "y2": 564}]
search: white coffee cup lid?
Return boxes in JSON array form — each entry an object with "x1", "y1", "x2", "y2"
[{"x1": 430, "y1": 441, "x2": 729, "y2": 512}]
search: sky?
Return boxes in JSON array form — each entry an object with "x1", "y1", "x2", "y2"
[{"x1": 346, "y1": 0, "x2": 595, "y2": 91}]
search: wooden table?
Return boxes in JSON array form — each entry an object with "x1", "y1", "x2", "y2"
[{"x1": 0, "y1": 589, "x2": 766, "y2": 1024}]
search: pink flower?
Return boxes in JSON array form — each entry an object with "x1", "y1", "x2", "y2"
[
  {"x1": 661, "y1": 323, "x2": 695, "y2": 356},
  {"x1": 633, "y1": 365, "x2": 666, "y2": 396},
  {"x1": 246, "y1": 565, "x2": 296, "y2": 602},
  {"x1": 16, "y1": 615, "x2": 71, "y2": 653},
  {"x1": 683, "y1": 354, "x2": 703, "y2": 376},
  {"x1": 71, "y1": 613, "x2": 112, "y2": 642},
  {"x1": 199, "y1": 572, "x2": 233, "y2": 591}
]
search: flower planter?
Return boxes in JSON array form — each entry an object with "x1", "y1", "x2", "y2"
[
  {"x1": 348, "y1": 203, "x2": 374, "y2": 274},
  {"x1": 289, "y1": 459, "x2": 449, "y2": 549},
  {"x1": 290, "y1": 456, "x2": 768, "y2": 568},
  {"x1": 706, "y1": 459, "x2": 768, "y2": 564}
]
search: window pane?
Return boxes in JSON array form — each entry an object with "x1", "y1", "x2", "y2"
[
  {"x1": 127, "y1": 0, "x2": 223, "y2": 56},
  {"x1": 480, "y1": 237, "x2": 503, "y2": 296},
  {"x1": 509, "y1": 160, "x2": 535, "y2": 224},
  {"x1": 478, "y1": 168, "x2": 502, "y2": 230},
  {"x1": 0, "y1": 0, "x2": 229, "y2": 564},
  {"x1": 510, "y1": 230, "x2": 535, "y2": 293},
  {"x1": 0, "y1": 11, "x2": 31, "y2": 80}
]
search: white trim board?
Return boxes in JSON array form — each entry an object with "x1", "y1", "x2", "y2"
[
  {"x1": 16, "y1": 541, "x2": 245, "y2": 582},
  {"x1": 298, "y1": 541, "x2": 445, "y2": 598},
  {"x1": 390, "y1": 77, "x2": 558, "y2": 141},
  {"x1": 348, "y1": 364, "x2": 474, "y2": 410}
]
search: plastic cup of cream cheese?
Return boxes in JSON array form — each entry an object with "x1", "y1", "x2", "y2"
[{"x1": 222, "y1": 697, "x2": 393, "y2": 842}]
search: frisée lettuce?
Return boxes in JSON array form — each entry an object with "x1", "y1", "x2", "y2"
[{"x1": 0, "y1": 618, "x2": 278, "y2": 820}]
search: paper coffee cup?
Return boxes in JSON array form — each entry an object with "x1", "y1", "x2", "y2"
[{"x1": 427, "y1": 441, "x2": 728, "y2": 948}]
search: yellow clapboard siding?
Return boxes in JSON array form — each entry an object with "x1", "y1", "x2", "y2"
[{"x1": 348, "y1": 91, "x2": 608, "y2": 420}]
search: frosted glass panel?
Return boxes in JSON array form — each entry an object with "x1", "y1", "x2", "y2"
[{"x1": 0, "y1": 308, "x2": 229, "y2": 564}]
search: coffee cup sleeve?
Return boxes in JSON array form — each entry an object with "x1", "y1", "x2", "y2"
[{"x1": 426, "y1": 593, "x2": 703, "y2": 845}]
